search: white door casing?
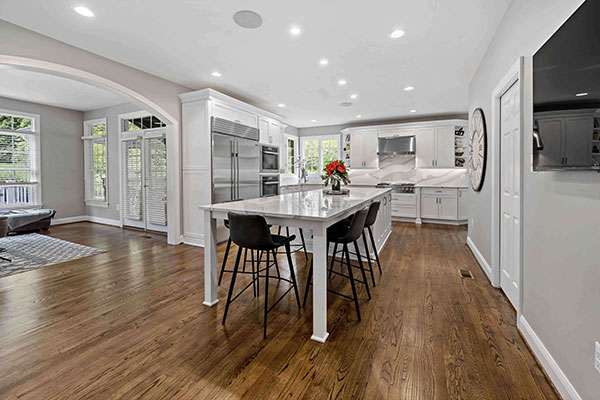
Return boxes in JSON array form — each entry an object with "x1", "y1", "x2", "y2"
[{"x1": 499, "y1": 80, "x2": 521, "y2": 309}]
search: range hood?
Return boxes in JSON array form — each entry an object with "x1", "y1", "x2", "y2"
[{"x1": 378, "y1": 135, "x2": 415, "y2": 155}]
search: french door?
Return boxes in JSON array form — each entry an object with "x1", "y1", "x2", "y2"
[{"x1": 121, "y1": 129, "x2": 168, "y2": 233}]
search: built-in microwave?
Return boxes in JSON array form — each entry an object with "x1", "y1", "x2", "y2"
[
  {"x1": 260, "y1": 145, "x2": 279, "y2": 173},
  {"x1": 260, "y1": 174, "x2": 279, "y2": 197}
]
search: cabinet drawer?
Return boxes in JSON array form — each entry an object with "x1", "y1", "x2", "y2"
[
  {"x1": 212, "y1": 103, "x2": 258, "y2": 128},
  {"x1": 391, "y1": 193, "x2": 416, "y2": 205},
  {"x1": 392, "y1": 205, "x2": 417, "y2": 218},
  {"x1": 421, "y1": 187, "x2": 457, "y2": 197}
]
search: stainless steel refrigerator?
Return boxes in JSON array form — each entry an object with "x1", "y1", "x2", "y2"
[{"x1": 211, "y1": 117, "x2": 260, "y2": 203}]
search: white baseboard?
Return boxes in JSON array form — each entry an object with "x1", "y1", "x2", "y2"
[
  {"x1": 51, "y1": 215, "x2": 88, "y2": 225},
  {"x1": 518, "y1": 316, "x2": 582, "y2": 400},
  {"x1": 183, "y1": 233, "x2": 204, "y2": 247},
  {"x1": 86, "y1": 216, "x2": 121, "y2": 227},
  {"x1": 466, "y1": 236, "x2": 495, "y2": 286},
  {"x1": 51, "y1": 215, "x2": 121, "y2": 228}
]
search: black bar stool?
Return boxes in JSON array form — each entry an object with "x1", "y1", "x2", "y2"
[
  {"x1": 218, "y1": 220, "x2": 280, "y2": 289},
  {"x1": 222, "y1": 212, "x2": 301, "y2": 338},
  {"x1": 302, "y1": 208, "x2": 371, "y2": 321},
  {"x1": 363, "y1": 202, "x2": 383, "y2": 277}
]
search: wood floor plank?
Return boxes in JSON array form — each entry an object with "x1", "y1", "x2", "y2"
[{"x1": 0, "y1": 222, "x2": 560, "y2": 400}]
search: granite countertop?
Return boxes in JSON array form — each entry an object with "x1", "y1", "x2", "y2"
[{"x1": 201, "y1": 187, "x2": 391, "y2": 221}]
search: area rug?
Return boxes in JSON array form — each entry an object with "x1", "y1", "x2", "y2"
[{"x1": 0, "y1": 233, "x2": 105, "y2": 278}]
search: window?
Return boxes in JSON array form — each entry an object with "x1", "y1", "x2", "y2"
[
  {"x1": 83, "y1": 119, "x2": 108, "y2": 206},
  {"x1": 0, "y1": 110, "x2": 40, "y2": 207},
  {"x1": 122, "y1": 115, "x2": 166, "y2": 132},
  {"x1": 286, "y1": 136, "x2": 297, "y2": 175},
  {"x1": 301, "y1": 135, "x2": 341, "y2": 175}
]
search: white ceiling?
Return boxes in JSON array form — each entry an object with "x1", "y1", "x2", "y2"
[
  {"x1": 0, "y1": 67, "x2": 127, "y2": 111},
  {"x1": 0, "y1": 0, "x2": 511, "y2": 127}
]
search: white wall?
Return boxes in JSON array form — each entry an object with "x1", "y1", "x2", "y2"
[
  {"x1": 0, "y1": 96, "x2": 85, "y2": 218},
  {"x1": 83, "y1": 103, "x2": 143, "y2": 222},
  {"x1": 467, "y1": 1, "x2": 599, "y2": 398}
]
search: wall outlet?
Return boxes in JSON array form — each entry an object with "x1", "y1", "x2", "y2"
[{"x1": 595, "y1": 342, "x2": 600, "y2": 374}]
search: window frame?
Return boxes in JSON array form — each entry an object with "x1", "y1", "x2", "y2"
[
  {"x1": 0, "y1": 108, "x2": 41, "y2": 208},
  {"x1": 300, "y1": 135, "x2": 341, "y2": 177},
  {"x1": 82, "y1": 118, "x2": 109, "y2": 208}
]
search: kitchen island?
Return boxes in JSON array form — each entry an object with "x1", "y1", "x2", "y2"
[{"x1": 201, "y1": 187, "x2": 392, "y2": 343}]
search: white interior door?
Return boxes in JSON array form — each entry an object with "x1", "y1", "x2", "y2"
[
  {"x1": 500, "y1": 81, "x2": 521, "y2": 309},
  {"x1": 121, "y1": 129, "x2": 168, "y2": 233}
]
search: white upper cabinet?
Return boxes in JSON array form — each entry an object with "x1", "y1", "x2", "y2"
[
  {"x1": 348, "y1": 128, "x2": 378, "y2": 169},
  {"x1": 416, "y1": 126, "x2": 456, "y2": 168},
  {"x1": 434, "y1": 126, "x2": 456, "y2": 168},
  {"x1": 415, "y1": 128, "x2": 436, "y2": 168},
  {"x1": 346, "y1": 120, "x2": 466, "y2": 170},
  {"x1": 258, "y1": 118, "x2": 283, "y2": 147},
  {"x1": 212, "y1": 102, "x2": 258, "y2": 128}
]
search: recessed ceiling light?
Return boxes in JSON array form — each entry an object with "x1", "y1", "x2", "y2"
[
  {"x1": 311, "y1": 119, "x2": 317, "y2": 122},
  {"x1": 389, "y1": 29, "x2": 405, "y2": 39},
  {"x1": 277, "y1": 103, "x2": 286, "y2": 108},
  {"x1": 337, "y1": 79, "x2": 347, "y2": 86},
  {"x1": 409, "y1": 109, "x2": 417, "y2": 113},
  {"x1": 404, "y1": 86, "x2": 415, "y2": 91},
  {"x1": 319, "y1": 58, "x2": 329, "y2": 66},
  {"x1": 356, "y1": 114, "x2": 362, "y2": 119},
  {"x1": 576, "y1": 92, "x2": 589, "y2": 97},
  {"x1": 211, "y1": 71, "x2": 222, "y2": 77},
  {"x1": 289, "y1": 25, "x2": 302, "y2": 36},
  {"x1": 233, "y1": 10, "x2": 263, "y2": 29},
  {"x1": 350, "y1": 93, "x2": 359, "y2": 99},
  {"x1": 74, "y1": 6, "x2": 95, "y2": 17}
]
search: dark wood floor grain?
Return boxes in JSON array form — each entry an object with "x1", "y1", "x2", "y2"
[{"x1": 0, "y1": 222, "x2": 559, "y2": 400}]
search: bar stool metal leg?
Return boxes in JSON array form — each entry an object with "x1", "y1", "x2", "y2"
[
  {"x1": 222, "y1": 247, "x2": 243, "y2": 325},
  {"x1": 361, "y1": 232, "x2": 376, "y2": 287},
  {"x1": 218, "y1": 237, "x2": 232, "y2": 286},
  {"x1": 302, "y1": 262, "x2": 313, "y2": 308},
  {"x1": 343, "y1": 244, "x2": 361, "y2": 321},
  {"x1": 353, "y1": 240, "x2": 371, "y2": 300},
  {"x1": 299, "y1": 228, "x2": 309, "y2": 262},
  {"x1": 263, "y1": 250, "x2": 270, "y2": 338},
  {"x1": 271, "y1": 249, "x2": 281, "y2": 278},
  {"x1": 367, "y1": 226, "x2": 383, "y2": 275},
  {"x1": 250, "y1": 250, "x2": 257, "y2": 297}
]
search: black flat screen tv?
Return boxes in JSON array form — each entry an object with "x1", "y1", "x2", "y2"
[{"x1": 533, "y1": 0, "x2": 600, "y2": 171}]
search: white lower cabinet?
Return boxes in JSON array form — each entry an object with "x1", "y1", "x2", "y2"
[{"x1": 420, "y1": 188, "x2": 459, "y2": 221}]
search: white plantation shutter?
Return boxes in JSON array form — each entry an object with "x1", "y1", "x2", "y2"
[
  {"x1": 125, "y1": 139, "x2": 143, "y2": 220},
  {"x1": 145, "y1": 136, "x2": 167, "y2": 226}
]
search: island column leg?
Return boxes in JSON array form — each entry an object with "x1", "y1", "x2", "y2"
[
  {"x1": 311, "y1": 223, "x2": 329, "y2": 343},
  {"x1": 203, "y1": 210, "x2": 219, "y2": 306}
]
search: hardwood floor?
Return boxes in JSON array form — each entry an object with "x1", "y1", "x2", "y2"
[{"x1": 0, "y1": 222, "x2": 558, "y2": 400}]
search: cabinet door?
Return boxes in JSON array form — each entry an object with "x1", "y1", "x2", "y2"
[
  {"x1": 350, "y1": 134, "x2": 365, "y2": 168},
  {"x1": 435, "y1": 126, "x2": 455, "y2": 168},
  {"x1": 270, "y1": 121, "x2": 282, "y2": 148},
  {"x1": 563, "y1": 116, "x2": 593, "y2": 167},
  {"x1": 536, "y1": 118, "x2": 563, "y2": 168},
  {"x1": 363, "y1": 133, "x2": 379, "y2": 168},
  {"x1": 212, "y1": 103, "x2": 258, "y2": 128},
  {"x1": 259, "y1": 118, "x2": 270, "y2": 144},
  {"x1": 416, "y1": 128, "x2": 436, "y2": 168},
  {"x1": 438, "y1": 195, "x2": 459, "y2": 220},
  {"x1": 420, "y1": 194, "x2": 439, "y2": 219}
]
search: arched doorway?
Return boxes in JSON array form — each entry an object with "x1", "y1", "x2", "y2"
[{"x1": 0, "y1": 55, "x2": 181, "y2": 244}]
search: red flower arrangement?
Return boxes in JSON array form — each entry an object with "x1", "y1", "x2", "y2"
[{"x1": 321, "y1": 159, "x2": 350, "y2": 191}]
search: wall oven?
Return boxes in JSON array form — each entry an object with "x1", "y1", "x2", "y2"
[
  {"x1": 260, "y1": 145, "x2": 279, "y2": 173},
  {"x1": 260, "y1": 175, "x2": 280, "y2": 197}
]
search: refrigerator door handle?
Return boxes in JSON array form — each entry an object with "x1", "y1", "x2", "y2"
[{"x1": 230, "y1": 140, "x2": 235, "y2": 201}]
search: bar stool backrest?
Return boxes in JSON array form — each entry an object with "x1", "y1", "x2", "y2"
[
  {"x1": 339, "y1": 208, "x2": 369, "y2": 243},
  {"x1": 227, "y1": 212, "x2": 274, "y2": 250},
  {"x1": 364, "y1": 201, "x2": 380, "y2": 228}
]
